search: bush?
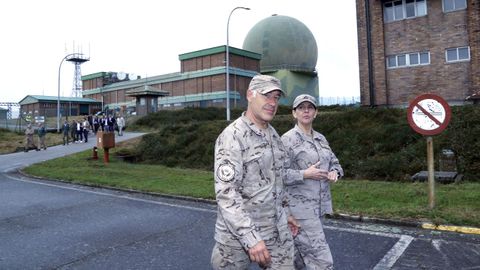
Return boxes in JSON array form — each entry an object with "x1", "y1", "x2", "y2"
[{"x1": 132, "y1": 105, "x2": 480, "y2": 181}]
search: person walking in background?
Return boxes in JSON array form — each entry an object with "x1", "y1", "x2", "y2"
[
  {"x1": 70, "y1": 120, "x2": 77, "y2": 142},
  {"x1": 100, "y1": 116, "x2": 106, "y2": 132},
  {"x1": 281, "y1": 94, "x2": 344, "y2": 270},
  {"x1": 93, "y1": 116, "x2": 100, "y2": 134},
  {"x1": 37, "y1": 122, "x2": 47, "y2": 150},
  {"x1": 211, "y1": 75, "x2": 299, "y2": 270},
  {"x1": 82, "y1": 118, "x2": 90, "y2": 143},
  {"x1": 62, "y1": 120, "x2": 70, "y2": 145},
  {"x1": 107, "y1": 115, "x2": 115, "y2": 132},
  {"x1": 116, "y1": 115, "x2": 125, "y2": 136},
  {"x1": 24, "y1": 123, "x2": 39, "y2": 152},
  {"x1": 76, "y1": 120, "x2": 83, "y2": 143}
]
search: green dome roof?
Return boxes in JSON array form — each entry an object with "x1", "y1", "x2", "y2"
[{"x1": 242, "y1": 15, "x2": 318, "y2": 72}]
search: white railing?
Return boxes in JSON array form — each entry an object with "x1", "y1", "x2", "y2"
[{"x1": 319, "y1": 96, "x2": 360, "y2": 106}]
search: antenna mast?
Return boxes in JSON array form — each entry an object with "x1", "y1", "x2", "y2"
[{"x1": 66, "y1": 43, "x2": 90, "y2": 97}]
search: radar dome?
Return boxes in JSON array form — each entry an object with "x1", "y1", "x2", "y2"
[{"x1": 242, "y1": 15, "x2": 318, "y2": 72}]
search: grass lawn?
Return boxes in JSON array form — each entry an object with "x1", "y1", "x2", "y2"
[{"x1": 22, "y1": 148, "x2": 480, "y2": 228}]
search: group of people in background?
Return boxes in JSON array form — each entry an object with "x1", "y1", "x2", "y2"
[
  {"x1": 25, "y1": 114, "x2": 126, "y2": 151},
  {"x1": 24, "y1": 122, "x2": 46, "y2": 152},
  {"x1": 61, "y1": 114, "x2": 126, "y2": 145}
]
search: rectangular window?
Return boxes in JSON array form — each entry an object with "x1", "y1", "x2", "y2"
[
  {"x1": 419, "y1": 52, "x2": 429, "y2": 64},
  {"x1": 405, "y1": 0, "x2": 415, "y2": 17},
  {"x1": 384, "y1": 0, "x2": 427, "y2": 22},
  {"x1": 387, "y1": 51, "x2": 430, "y2": 68},
  {"x1": 417, "y1": 0, "x2": 427, "y2": 16},
  {"x1": 409, "y1": 53, "x2": 419, "y2": 65},
  {"x1": 443, "y1": 0, "x2": 467, "y2": 12},
  {"x1": 387, "y1": 56, "x2": 397, "y2": 67},
  {"x1": 446, "y1": 46, "x2": 470, "y2": 62},
  {"x1": 398, "y1": 54, "x2": 407, "y2": 66}
]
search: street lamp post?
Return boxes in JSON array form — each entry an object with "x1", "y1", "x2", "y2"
[
  {"x1": 226, "y1": 6, "x2": 250, "y2": 121},
  {"x1": 57, "y1": 53, "x2": 78, "y2": 132}
]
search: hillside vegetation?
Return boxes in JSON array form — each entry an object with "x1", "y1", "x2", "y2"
[{"x1": 128, "y1": 105, "x2": 480, "y2": 181}]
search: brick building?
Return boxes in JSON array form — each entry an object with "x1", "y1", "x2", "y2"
[
  {"x1": 19, "y1": 95, "x2": 101, "y2": 118},
  {"x1": 81, "y1": 46, "x2": 260, "y2": 113},
  {"x1": 356, "y1": 0, "x2": 480, "y2": 107}
]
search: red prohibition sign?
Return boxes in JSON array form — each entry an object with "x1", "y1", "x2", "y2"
[{"x1": 407, "y1": 94, "x2": 451, "y2": 136}]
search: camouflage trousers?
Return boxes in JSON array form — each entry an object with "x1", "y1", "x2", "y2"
[
  {"x1": 25, "y1": 135, "x2": 37, "y2": 150},
  {"x1": 211, "y1": 235, "x2": 294, "y2": 269},
  {"x1": 293, "y1": 218, "x2": 333, "y2": 270},
  {"x1": 39, "y1": 136, "x2": 46, "y2": 150}
]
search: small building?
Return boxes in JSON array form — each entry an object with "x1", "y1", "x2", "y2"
[
  {"x1": 126, "y1": 85, "x2": 169, "y2": 116},
  {"x1": 19, "y1": 95, "x2": 102, "y2": 118}
]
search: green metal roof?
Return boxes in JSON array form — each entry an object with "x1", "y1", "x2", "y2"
[
  {"x1": 19, "y1": 95, "x2": 101, "y2": 105},
  {"x1": 81, "y1": 72, "x2": 108, "y2": 80},
  {"x1": 178, "y1": 45, "x2": 261, "y2": 61}
]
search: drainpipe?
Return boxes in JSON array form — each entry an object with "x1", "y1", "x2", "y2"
[{"x1": 365, "y1": 0, "x2": 376, "y2": 107}]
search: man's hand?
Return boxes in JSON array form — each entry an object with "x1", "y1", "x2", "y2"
[
  {"x1": 248, "y1": 240, "x2": 271, "y2": 266},
  {"x1": 287, "y1": 215, "x2": 300, "y2": 237}
]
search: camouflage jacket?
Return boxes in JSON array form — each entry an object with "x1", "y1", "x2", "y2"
[
  {"x1": 281, "y1": 124, "x2": 343, "y2": 218},
  {"x1": 214, "y1": 113, "x2": 291, "y2": 249}
]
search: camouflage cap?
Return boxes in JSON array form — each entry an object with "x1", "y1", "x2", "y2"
[
  {"x1": 292, "y1": 94, "x2": 317, "y2": 109},
  {"x1": 248, "y1": 74, "x2": 285, "y2": 96}
]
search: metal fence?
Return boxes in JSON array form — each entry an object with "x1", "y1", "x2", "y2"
[{"x1": 318, "y1": 96, "x2": 360, "y2": 106}]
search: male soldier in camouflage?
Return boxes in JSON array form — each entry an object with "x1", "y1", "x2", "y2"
[
  {"x1": 282, "y1": 94, "x2": 344, "y2": 270},
  {"x1": 211, "y1": 74, "x2": 300, "y2": 270},
  {"x1": 24, "y1": 123, "x2": 39, "y2": 152}
]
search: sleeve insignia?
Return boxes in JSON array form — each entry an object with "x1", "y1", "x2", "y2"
[{"x1": 216, "y1": 163, "x2": 235, "y2": 182}]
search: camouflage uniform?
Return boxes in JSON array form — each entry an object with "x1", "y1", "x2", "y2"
[
  {"x1": 38, "y1": 124, "x2": 47, "y2": 150},
  {"x1": 281, "y1": 124, "x2": 344, "y2": 270},
  {"x1": 211, "y1": 113, "x2": 294, "y2": 270},
  {"x1": 24, "y1": 124, "x2": 38, "y2": 152}
]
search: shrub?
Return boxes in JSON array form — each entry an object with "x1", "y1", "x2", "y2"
[{"x1": 132, "y1": 105, "x2": 480, "y2": 181}]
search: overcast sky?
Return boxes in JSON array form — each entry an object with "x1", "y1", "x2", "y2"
[{"x1": 0, "y1": 0, "x2": 359, "y2": 104}]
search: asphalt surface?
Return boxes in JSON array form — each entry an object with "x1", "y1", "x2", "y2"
[
  {"x1": 1, "y1": 132, "x2": 479, "y2": 269},
  {"x1": 0, "y1": 132, "x2": 146, "y2": 173}
]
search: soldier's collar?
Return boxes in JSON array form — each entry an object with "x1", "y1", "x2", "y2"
[
  {"x1": 241, "y1": 113, "x2": 272, "y2": 137},
  {"x1": 294, "y1": 124, "x2": 322, "y2": 140}
]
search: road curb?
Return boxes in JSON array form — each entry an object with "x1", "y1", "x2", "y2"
[
  {"x1": 421, "y1": 223, "x2": 480, "y2": 235},
  {"x1": 329, "y1": 213, "x2": 480, "y2": 235},
  {"x1": 16, "y1": 170, "x2": 480, "y2": 235}
]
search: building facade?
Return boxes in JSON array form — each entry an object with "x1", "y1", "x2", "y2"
[
  {"x1": 356, "y1": 0, "x2": 480, "y2": 107},
  {"x1": 81, "y1": 46, "x2": 261, "y2": 113},
  {"x1": 19, "y1": 95, "x2": 102, "y2": 118}
]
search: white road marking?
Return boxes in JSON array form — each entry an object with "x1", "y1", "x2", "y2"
[
  {"x1": 6, "y1": 173, "x2": 415, "y2": 269},
  {"x1": 373, "y1": 235, "x2": 414, "y2": 270}
]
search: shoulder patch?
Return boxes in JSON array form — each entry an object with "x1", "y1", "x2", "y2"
[{"x1": 216, "y1": 163, "x2": 235, "y2": 182}]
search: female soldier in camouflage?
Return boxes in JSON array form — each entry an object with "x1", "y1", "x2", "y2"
[{"x1": 281, "y1": 94, "x2": 344, "y2": 270}]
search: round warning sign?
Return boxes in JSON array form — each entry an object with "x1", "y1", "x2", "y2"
[{"x1": 407, "y1": 94, "x2": 451, "y2": 136}]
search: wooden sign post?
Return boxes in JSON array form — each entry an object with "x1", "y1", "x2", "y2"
[{"x1": 407, "y1": 94, "x2": 451, "y2": 209}]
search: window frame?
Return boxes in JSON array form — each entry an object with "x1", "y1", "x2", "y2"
[
  {"x1": 386, "y1": 51, "x2": 431, "y2": 69},
  {"x1": 442, "y1": 0, "x2": 467, "y2": 13},
  {"x1": 384, "y1": 0, "x2": 427, "y2": 23},
  {"x1": 445, "y1": 46, "x2": 470, "y2": 63}
]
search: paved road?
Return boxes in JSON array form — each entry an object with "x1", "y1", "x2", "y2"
[
  {"x1": 0, "y1": 132, "x2": 479, "y2": 269},
  {"x1": 0, "y1": 132, "x2": 145, "y2": 173}
]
